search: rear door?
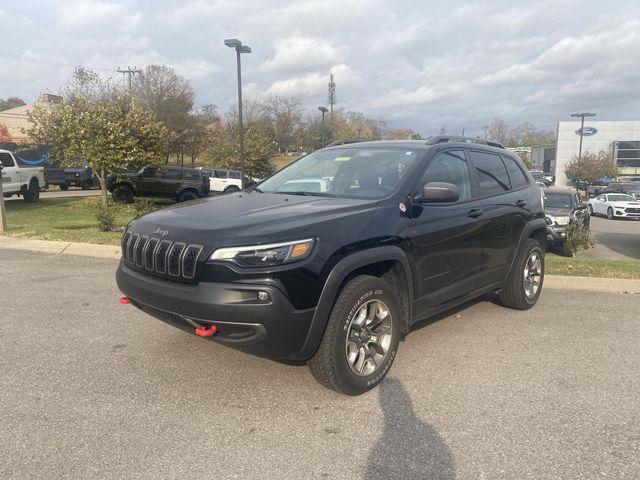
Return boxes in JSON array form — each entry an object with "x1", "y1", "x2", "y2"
[
  {"x1": 470, "y1": 150, "x2": 529, "y2": 284},
  {"x1": 0, "y1": 152, "x2": 20, "y2": 192},
  {"x1": 411, "y1": 148, "x2": 486, "y2": 317}
]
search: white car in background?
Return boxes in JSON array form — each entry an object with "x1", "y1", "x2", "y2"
[
  {"x1": 588, "y1": 193, "x2": 640, "y2": 220},
  {"x1": 198, "y1": 168, "x2": 243, "y2": 194}
]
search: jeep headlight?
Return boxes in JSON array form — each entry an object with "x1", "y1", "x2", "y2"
[
  {"x1": 555, "y1": 216, "x2": 570, "y2": 225},
  {"x1": 210, "y1": 239, "x2": 315, "y2": 267}
]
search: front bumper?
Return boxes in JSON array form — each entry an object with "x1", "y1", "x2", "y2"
[
  {"x1": 116, "y1": 262, "x2": 316, "y2": 360},
  {"x1": 546, "y1": 225, "x2": 567, "y2": 244}
]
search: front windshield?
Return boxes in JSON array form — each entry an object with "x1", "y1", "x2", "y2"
[
  {"x1": 544, "y1": 191, "x2": 572, "y2": 209},
  {"x1": 257, "y1": 147, "x2": 421, "y2": 199},
  {"x1": 608, "y1": 194, "x2": 635, "y2": 202}
]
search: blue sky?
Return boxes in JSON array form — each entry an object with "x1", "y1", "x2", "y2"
[{"x1": 2, "y1": 0, "x2": 640, "y2": 136}]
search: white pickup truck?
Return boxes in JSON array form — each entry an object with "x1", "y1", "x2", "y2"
[{"x1": 0, "y1": 149, "x2": 45, "y2": 202}]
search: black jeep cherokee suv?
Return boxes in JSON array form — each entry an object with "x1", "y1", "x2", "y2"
[
  {"x1": 116, "y1": 137, "x2": 546, "y2": 395},
  {"x1": 107, "y1": 165, "x2": 210, "y2": 203}
]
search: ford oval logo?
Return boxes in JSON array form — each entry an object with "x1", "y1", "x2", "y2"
[
  {"x1": 153, "y1": 227, "x2": 169, "y2": 237},
  {"x1": 575, "y1": 126, "x2": 598, "y2": 136}
]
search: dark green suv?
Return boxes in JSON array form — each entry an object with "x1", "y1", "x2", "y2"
[{"x1": 107, "y1": 165, "x2": 210, "y2": 203}]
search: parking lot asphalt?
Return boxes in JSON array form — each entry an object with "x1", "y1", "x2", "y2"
[
  {"x1": 579, "y1": 216, "x2": 640, "y2": 261},
  {"x1": 1, "y1": 250, "x2": 639, "y2": 479}
]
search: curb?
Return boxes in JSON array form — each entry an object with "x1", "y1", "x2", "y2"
[
  {"x1": 1, "y1": 235, "x2": 639, "y2": 293},
  {"x1": 0, "y1": 236, "x2": 121, "y2": 260}
]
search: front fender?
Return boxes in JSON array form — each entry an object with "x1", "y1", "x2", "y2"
[{"x1": 292, "y1": 245, "x2": 413, "y2": 361}]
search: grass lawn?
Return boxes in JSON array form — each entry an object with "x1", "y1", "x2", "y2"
[
  {"x1": 545, "y1": 256, "x2": 640, "y2": 279},
  {"x1": 3, "y1": 197, "x2": 170, "y2": 246}
]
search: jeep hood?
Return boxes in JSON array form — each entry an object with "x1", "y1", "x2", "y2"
[{"x1": 128, "y1": 191, "x2": 380, "y2": 246}]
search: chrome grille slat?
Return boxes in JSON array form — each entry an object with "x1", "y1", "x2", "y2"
[
  {"x1": 128, "y1": 233, "x2": 139, "y2": 263},
  {"x1": 122, "y1": 231, "x2": 202, "y2": 280},
  {"x1": 144, "y1": 237, "x2": 160, "y2": 270},
  {"x1": 182, "y1": 245, "x2": 203, "y2": 279},
  {"x1": 135, "y1": 235, "x2": 148, "y2": 267},
  {"x1": 167, "y1": 242, "x2": 186, "y2": 277},
  {"x1": 155, "y1": 240, "x2": 172, "y2": 274}
]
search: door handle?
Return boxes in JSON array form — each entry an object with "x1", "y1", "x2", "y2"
[
  {"x1": 467, "y1": 208, "x2": 485, "y2": 218},
  {"x1": 515, "y1": 200, "x2": 528, "y2": 208}
]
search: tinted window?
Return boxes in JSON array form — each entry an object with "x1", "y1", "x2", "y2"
[
  {"x1": 228, "y1": 171, "x2": 241, "y2": 179},
  {"x1": 471, "y1": 151, "x2": 510, "y2": 196},
  {"x1": 214, "y1": 170, "x2": 227, "y2": 178},
  {"x1": 141, "y1": 167, "x2": 157, "y2": 177},
  {"x1": 502, "y1": 156, "x2": 528, "y2": 190},
  {"x1": 162, "y1": 168, "x2": 182, "y2": 180},
  {"x1": 419, "y1": 150, "x2": 471, "y2": 201},
  {"x1": 0, "y1": 152, "x2": 15, "y2": 167}
]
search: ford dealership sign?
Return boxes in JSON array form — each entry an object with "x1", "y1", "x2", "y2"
[{"x1": 576, "y1": 126, "x2": 598, "y2": 136}]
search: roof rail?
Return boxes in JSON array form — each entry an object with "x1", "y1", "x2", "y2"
[
  {"x1": 325, "y1": 139, "x2": 364, "y2": 147},
  {"x1": 426, "y1": 135, "x2": 505, "y2": 149}
]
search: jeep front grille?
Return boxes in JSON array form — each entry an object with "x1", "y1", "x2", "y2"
[{"x1": 121, "y1": 231, "x2": 203, "y2": 280}]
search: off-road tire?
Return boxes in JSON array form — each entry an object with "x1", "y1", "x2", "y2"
[
  {"x1": 588, "y1": 204, "x2": 594, "y2": 216},
  {"x1": 308, "y1": 275, "x2": 400, "y2": 395},
  {"x1": 59, "y1": 183, "x2": 69, "y2": 191},
  {"x1": 607, "y1": 207, "x2": 614, "y2": 220},
  {"x1": 178, "y1": 190, "x2": 199, "y2": 202},
  {"x1": 81, "y1": 180, "x2": 93, "y2": 190},
  {"x1": 497, "y1": 238, "x2": 544, "y2": 310},
  {"x1": 23, "y1": 180, "x2": 40, "y2": 203},
  {"x1": 561, "y1": 240, "x2": 573, "y2": 257},
  {"x1": 112, "y1": 184, "x2": 134, "y2": 203}
]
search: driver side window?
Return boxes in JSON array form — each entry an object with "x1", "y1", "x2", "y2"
[{"x1": 419, "y1": 150, "x2": 471, "y2": 201}]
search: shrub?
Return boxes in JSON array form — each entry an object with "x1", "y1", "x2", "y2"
[
  {"x1": 94, "y1": 205, "x2": 115, "y2": 232},
  {"x1": 563, "y1": 224, "x2": 594, "y2": 256},
  {"x1": 133, "y1": 198, "x2": 156, "y2": 217}
]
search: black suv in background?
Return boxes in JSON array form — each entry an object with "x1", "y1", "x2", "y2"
[
  {"x1": 107, "y1": 165, "x2": 210, "y2": 202},
  {"x1": 116, "y1": 137, "x2": 546, "y2": 395},
  {"x1": 543, "y1": 188, "x2": 589, "y2": 256},
  {"x1": 602, "y1": 182, "x2": 640, "y2": 200}
]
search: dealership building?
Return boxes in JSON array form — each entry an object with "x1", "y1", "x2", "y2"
[{"x1": 554, "y1": 120, "x2": 640, "y2": 186}]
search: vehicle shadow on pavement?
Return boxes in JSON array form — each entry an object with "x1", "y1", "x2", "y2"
[{"x1": 365, "y1": 377, "x2": 455, "y2": 480}]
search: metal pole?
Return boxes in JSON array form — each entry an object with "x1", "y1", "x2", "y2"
[
  {"x1": 0, "y1": 168, "x2": 7, "y2": 233},
  {"x1": 578, "y1": 115, "x2": 585, "y2": 162},
  {"x1": 236, "y1": 48, "x2": 245, "y2": 189}
]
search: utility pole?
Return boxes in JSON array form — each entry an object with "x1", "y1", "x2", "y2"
[
  {"x1": 328, "y1": 74, "x2": 336, "y2": 115},
  {"x1": 116, "y1": 66, "x2": 142, "y2": 91}
]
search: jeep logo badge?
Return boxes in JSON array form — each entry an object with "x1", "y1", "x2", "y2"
[{"x1": 153, "y1": 227, "x2": 169, "y2": 237}]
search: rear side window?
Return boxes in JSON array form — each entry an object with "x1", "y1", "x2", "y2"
[
  {"x1": 162, "y1": 168, "x2": 182, "y2": 180},
  {"x1": 502, "y1": 156, "x2": 529, "y2": 190},
  {"x1": 470, "y1": 151, "x2": 510, "y2": 196},
  {"x1": 0, "y1": 152, "x2": 15, "y2": 167},
  {"x1": 228, "y1": 171, "x2": 241, "y2": 179},
  {"x1": 214, "y1": 170, "x2": 227, "y2": 178}
]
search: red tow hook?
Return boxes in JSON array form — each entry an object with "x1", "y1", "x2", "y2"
[
  {"x1": 118, "y1": 296, "x2": 131, "y2": 304},
  {"x1": 195, "y1": 325, "x2": 218, "y2": 337}
]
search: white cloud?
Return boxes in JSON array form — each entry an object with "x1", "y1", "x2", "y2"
[
  {"x1": 58, "y1": 2, "x2": 140, "y2": 31},
  {"x1": 258, "y1": 37, "x2": 347, "y2": 74}
]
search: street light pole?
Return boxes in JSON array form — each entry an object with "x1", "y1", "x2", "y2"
[
  {"x1": 225, "y1": 39, "x2": 251, "y2": 188},
  {"x1": 318, "y1": 106, "x2": 328, "y2": 148},
  {"x1": 571, "y1": 112, "x2": 596, "y2": 163}
]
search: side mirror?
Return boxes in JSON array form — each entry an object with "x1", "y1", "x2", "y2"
[{"x1": 418, "y1": 182, "x2": 460, "y2": 203}]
